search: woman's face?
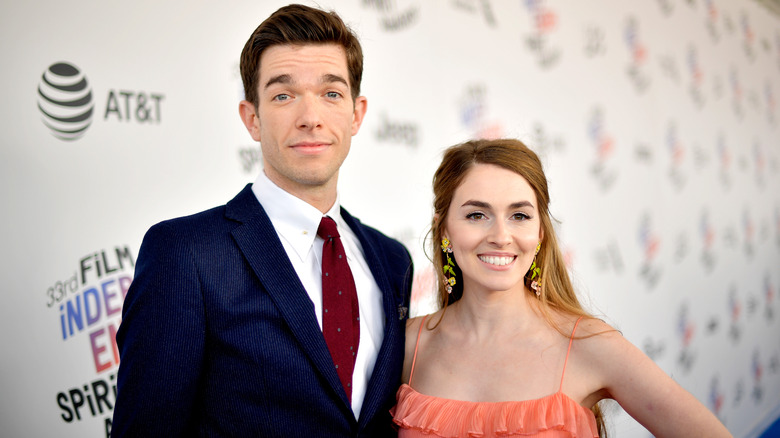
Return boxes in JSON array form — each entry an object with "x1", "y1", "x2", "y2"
[{"x1": 443, "y1": 163, "x2": 543, "y2": 295}]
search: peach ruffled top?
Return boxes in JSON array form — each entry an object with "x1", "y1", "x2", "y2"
[{"x1": 391, "y1": 316, "x2": 599, "y2": 437}]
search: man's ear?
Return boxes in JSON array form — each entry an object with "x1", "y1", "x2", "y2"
[
  {"x1": 239, "y1": 100, "x2": 261, "y2": 142},
  {"x1": 351, "y1": 96, "x2": 368, "y2": 136}
]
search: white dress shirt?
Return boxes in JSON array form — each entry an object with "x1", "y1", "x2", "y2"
[{"x1": 252, "y1": 170, "x2": 385, "y2": 419}]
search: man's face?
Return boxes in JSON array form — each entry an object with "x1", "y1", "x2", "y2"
[{"x1": 240, "y1": 43, "x2": 367, "y2": 199}]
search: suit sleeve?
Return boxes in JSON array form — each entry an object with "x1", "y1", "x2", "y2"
[
  {"x1": 112, "y1": 222, "x2": 206, "y2": 436},
  {"x1": 403, "y1": 247, "x2": 414, "y2": 318}
]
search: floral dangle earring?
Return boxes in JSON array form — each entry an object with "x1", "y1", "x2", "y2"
[
  {"x1": 441, "y1": 238, "x2": 456, "y2": 294},
  {"x1": 529, "y1": 242, "x2": 542, "y2": 297}
]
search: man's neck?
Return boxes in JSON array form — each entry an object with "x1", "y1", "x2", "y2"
[{"x1": 264, "y1": 170, "x2": 338, "y2": 213}]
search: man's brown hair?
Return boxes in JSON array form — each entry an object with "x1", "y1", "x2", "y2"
[{"x1": 240, "y1": 4, "x2": 364, "y2": 107}]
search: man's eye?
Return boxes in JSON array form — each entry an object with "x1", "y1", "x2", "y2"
[
  {"x1": 274, "y1": 94, "x2": 290, "y2": 101},
  {"x1": 326, "y1": 91, "x2": 341, "y2": 98}
]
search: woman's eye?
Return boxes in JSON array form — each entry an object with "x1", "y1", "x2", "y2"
[
  {"x1": 513, "y1": 212, "x2": 530, "y2": 221},
  {"x1": 466, "y1": 212, "x2": 485, "y2": 220}
]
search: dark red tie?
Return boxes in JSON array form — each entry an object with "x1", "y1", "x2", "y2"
[{"x1": 317, "y1": 216, "x2": 360, "y2": 401}]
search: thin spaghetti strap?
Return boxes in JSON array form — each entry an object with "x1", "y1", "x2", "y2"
[
  {"x1": 559, "y1": 316, "x2": 584, "y2": 392},
  {"x1": 408, "y1": 315, "x2": 428, "y2": 387}
]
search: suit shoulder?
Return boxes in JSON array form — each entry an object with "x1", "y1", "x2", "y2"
[
  {"x1": 146, "y1": 184, "x2": 257, "y2": 235},
  {"x1": 358, "y1": 222, "x2": 407, "y2": 251},
  {"x1": 138, "y1": 204, "x2": 233, "y2": 256},
  {"x1": 341, "y1": 208, "x2": 408, "y2": 253},
  {"x1": 155, "y1": 204, "x2": 227, "y2": 230}
]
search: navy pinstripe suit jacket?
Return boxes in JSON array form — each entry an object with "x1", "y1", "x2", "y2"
[{"x1": 112, "y1": 184, "x2": 413, "y2": 437}]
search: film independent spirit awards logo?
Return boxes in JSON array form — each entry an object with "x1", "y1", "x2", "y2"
[{"x1": 37, "y1": 62, "x2": 94, "y2": 141}]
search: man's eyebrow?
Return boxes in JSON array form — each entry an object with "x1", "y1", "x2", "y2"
[
  {"x1": 322, "y1": 73, "x2": 348, "y2": 87},
  {"x1": 264, "y1": 74, "x2": 292, "y2": 89},
  {"x1": 264, "y1": 73, "x2": 348, "y2": 90}
]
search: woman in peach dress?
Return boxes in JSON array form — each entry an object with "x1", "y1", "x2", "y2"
[{"x1": 391, "y1": 139, "x2": 731, "y2": 437}]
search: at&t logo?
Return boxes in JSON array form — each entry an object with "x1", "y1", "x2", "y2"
[
  {"x1": 37, "y1": 60, "x2": 165, "y2": 142},
  {"x1": 37, "y1": 62, "x2": 94, "y2": 141}
]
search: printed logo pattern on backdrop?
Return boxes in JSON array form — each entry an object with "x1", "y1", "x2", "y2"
[
  {"x1": 9, "y1": 1, "x2": 780, "y2": 437},
  {"x1": 238, "y1": 145, "x2": 263, "y2": 174},
  {"x1": 659, "y1": 50, "x2": 681, "y2": 85},
  {"x1": 48, "y1": 246, "x2": 134, "y2": 435},
  {"x1": 362, "y1": 0, "x2": 419, "y2": 31},
  {"x1": 717, "y1": 133, "x2": 732, "y2": 188},
  {"x1": 742, "y1": 207, "x2": 756, "y2": 257},
  {"x1": 676, "y1": 302, "x2": 697, "y2": 372},
  {"x1": 765, "y1": 81, "x2": 776, "y2": 124},
  {"x1": 374, "y1": 112, "x2": 419, "y2": 148},
  {"x1": 451, "y1": 0, "x2": 497, "y2": 26},
  {"x1": 583, "y1": 23, "x2": 606, "y2": 58},
  {"x1": 700, "y1": 209, "x2": 717, "y2": 272},
  {"x1": 459, "y1": 84, "x2": 504, "y2": 140},
  {"x1": 34, "y1": 56, "x2": 168, "y2": 436},
  {"x1": 741, "y1": 11, "x2": 756, "y2": 61},
  {"x1": 37, "y1": 62, "x2": 94, "y2": 141},
  {"x1": 38, "y1": 60, "x2": 167, "y2": 142},
  {"x1": 625, "y1": 0, "x2": 780, "y2": 414},
  {"x1": 730, "y1": 66, "x2": 744, "y2": 119},
  {"x1": 666, "y1": 120, "x2": 687, "y2": 190},
  {"x1": 728, "y1": 285, "x2": 743, "y2": 343},
  {"x1": 687, "y1": 45, "x2": 706, "y2": 109},
  {"x1": 777, "y1": 32, "x2": 780, "y2": 70},
  {"x1": 593, "y1": 239, "x2": 623, "y2": 276},
  {"x1": 752, "y1": 349, "x2": 764, "y2": 402},
  {"x1": 705, "y1": 0, "x2": 720, "y2": 42},
  {"x1": 709, "y1": 375, "x2": 725, "y2": 418},
  {"x1": 637, "y1": 212, "x2": 662, "y2": 289},
  {"x1": 528, "y1": 122, "x2": 565, "y2": 158},
  {"x1": 587, "y1": 106, "x2": 617, "y2": 191},
  {"x1": 673, "y1": 228, "x2": 689, "y2": 265},
  {"x1": 624, "y1": 16, "x2": 650, "y2": 92},
  {"x1": 657, "y1": 0, "x2": 674, "y2": 17},
  {"x1": 765, "y1": 274, "x2": 776, "y2": 321},
  {"x1": 523, "y1": 0, "x2": 560, "y2": 68}
]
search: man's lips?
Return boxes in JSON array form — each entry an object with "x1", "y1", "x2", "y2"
[{"x1": 290, "y1": 141, "x2": 330, "y2": 154}]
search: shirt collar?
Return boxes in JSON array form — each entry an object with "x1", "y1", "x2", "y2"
[{"x1": 252, "y1": 170, "x2": 343, "y2": 263}]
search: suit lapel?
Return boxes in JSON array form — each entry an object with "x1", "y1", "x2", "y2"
[
  {"x1": 340, "y1": 208, "x2": 405, "y2": 426},
  {"x1": 226, "y1": 185, "x2": 351, "y2": 409}
]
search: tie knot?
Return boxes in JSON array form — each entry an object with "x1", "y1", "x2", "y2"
[{"x1": 317, "y1": 216, "x2": 340, "y2": 240}]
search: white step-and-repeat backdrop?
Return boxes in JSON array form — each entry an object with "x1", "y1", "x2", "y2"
[{"x1": 1, "y1": 0, "x2": 779, "y2": 436}]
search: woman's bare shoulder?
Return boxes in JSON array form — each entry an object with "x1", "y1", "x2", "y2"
[
  {"x1": 576, "y1": 315, "x2": 620, "y2": 337},
  {"x1": 406, "y1": 309, "x2": 444, "y2": 330},
  {"x1": 401, "y1": 310, "x2": 441, "y2": 383}
]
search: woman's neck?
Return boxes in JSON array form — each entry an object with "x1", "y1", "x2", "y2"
[{"x1": 447, "y1": 286, "x2": 541, "y2": 343}]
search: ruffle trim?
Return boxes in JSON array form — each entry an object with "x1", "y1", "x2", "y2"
[{"x1": 390, "y1": 384, "x2": 599, "y2": 438}]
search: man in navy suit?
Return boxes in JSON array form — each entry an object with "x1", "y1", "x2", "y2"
[{"x1": 111, "y1": 4, "x2": 413, "y2": 436}]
